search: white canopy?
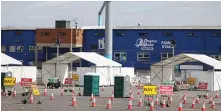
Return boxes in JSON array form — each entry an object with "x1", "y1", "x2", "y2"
[
  {"x1": 1, "y1": 53, "x2": 22, "y2": 65},
  {"x1": 152, "y1": 53, "x2": 221, "y2": 70},
  {"x1": 150, "y1": 53, "x2": 221, "y2": 85},
  {"x1": 43, "y1": 52, "x2": 122, "y2": 67}
]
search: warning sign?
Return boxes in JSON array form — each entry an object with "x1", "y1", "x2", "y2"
[
  {"x1": 31, "y1": 83, "x2": 40, "y2": 96},
  {"x1": 72, "y1": 74, "x2": 79, "y2": 81},
  {"x1": 198, "y1": 82, "x2": 208, "y2": 89},
  {"x1": 159, "y1": 85, "x2": 173, "y2": 95},
  {"x1": 64, "y1": 78, "x2": 73, "y2": 85},
  {"x1": 4, "y1": 77, "x2": 16, "y2": 86},
  {"x1": 143, "y1": 85, "x2": 157, "y2": 95},
  {"x1": 188, "y1": 77, "x2": 196, "y2": 85},
  {"x1": 20, "y1": 78, "x2": 32, "y2": 86}
]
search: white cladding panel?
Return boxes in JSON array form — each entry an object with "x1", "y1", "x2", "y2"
[{"x1": 1, "y1": 66, "x2": 37, "y2": 83}]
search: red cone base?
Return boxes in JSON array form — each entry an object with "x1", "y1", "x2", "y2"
[{"x1": 127, "y1": 100, "x2": 132, "y2": 110}]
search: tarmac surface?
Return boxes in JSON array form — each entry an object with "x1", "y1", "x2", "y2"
[{"x1": 2, "y1": 85, "x2": 221, "y2": 111}]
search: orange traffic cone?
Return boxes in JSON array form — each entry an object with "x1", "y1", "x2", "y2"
[
  {"x1": 72, "y1": 93, "x2": 75, "y2": 101},
  {"x1": 205, "y1": 92, "x2": 209, "y2": 99},
  {"x1": 78, "y1": 88, "x2": 82, "y2": 96},
  {"x1": 12, "y1": 89, "x2": 16, "y2": 97},
  {"x1": 50, "y1": 92, "x2": 54, "y2": 100},
  {"x1": 178, "y1": 101, "x2": 183, "y2": 111},
  {"x1": 182, "y1": 92, "x2": 186, "y2": 100},
  {"x1": 130, "y1": 93, "x2": 134, "y2": 100},
  {"x1": 138, "y1": 97, "x2": 142, "y2": 107},
  {"x1": 155, "y1": 96, "x2": 159, "y2": 105},
  {"x1": 202, "y1": 100, "x2": 206, "y2": 111},
  {"x1": 106, "y1": 97, "x2": 112, "y2": 109},
  {"x1": 162, "y1": 98, "x2": 166, "y2": 108},
  {"x1": 196, "y1": 96, "x2": 200, "y2": 103},
  {"x1": 215, "y1": 91, "x2": 219, "y2": 98},
  {"x1": 210, "y1": 99, "x2": 215, "y2": 109},
  {"x1": 90, "y1": 93, "x2": 94, "y2": 101},
  {"x1": 60, "y1": 88, "x2": 64, "y2": 96},
  {"x1": 72, "y1": 87, "x2": 75, "y2": 95},
  {"x1": 191, "y1": 98, "x2": 195, "y2": 109},
  {"x1": 127, "y1": 99, "x2": 132, "y2": 110},
  {"x1": 43, "y1": 88, "x2": 47, "y2": 96},
  {"x1": 137, "y1": 89, "x2": 141, "y2": 95},
  {"x1": 169, "y1": 96, "x2": 173, "y2": 104},
  {"x1": 101, "y1": 85, "x2": 105, "y2": 91},
  {"x1": 29, "y1": 94, "x2": 33, "y2": 104},
  {"x1": 183, "y1": 95, "x2": 187, "y2": 104},
  {"x1": 149, "y1": 101, "x2": 154, "y2": 111},
  {"x1": 71, "y1": 96, "x2": 77, "y2": 106},
  {"x1": 111, "y1": 92, "x2": 115, "y2": 101},
  {"x1": 209, "y1": 96, "x2": 212, "y2": 104},
  {"x1": 91, "y1": 97, "x2": 96, "y2": 107}
]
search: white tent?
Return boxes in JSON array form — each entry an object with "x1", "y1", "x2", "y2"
[
  {"x1": 1, "y1": 53, "x2": 22, "y2": 65},
  {"x1": 150, "y1": 53, "x2": 221, "y2": 91},
  {"x1": 42, "y1": 52, "x2": 134, "y2": 85}
]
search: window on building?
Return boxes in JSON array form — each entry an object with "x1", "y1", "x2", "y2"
[
  {"x1": 164, "y1": 32, "x2": 173, "y2": 36},
  {"x1": 29, "y1": 46, "x2": 36, "y2": 52},
  {"x1": 187, "y1": 32, "x2": 197, "y2": 36},
  {"x1": 210, "y1": 55, "x2": 220, "y2": 61},
  {"x1": 57, "y1": 32, "x2": 66, "y2": 36},
  {"x1": 138, "y1": 33, "x2": 148, "y2": 37},
  {"x1": 114, "y1": 52, "x2": 127, "y2": 61},
  {"x1": 17, "y1": 46, "x2": 24, "y2": 52},
  {"x1": 91, "y1": 44, "x2": 98, "y2": 49},
  {"x1": 96, "y1": 52, "x2": 104, "y2": 56},
  {"x1": 41, "y1": 32, "x2": 50, "y2": 36},
  {"x1": 1, "y1": 46, "x2": 6, "y2": 53},
  {"x1": 37, "y1": 46, "x2": 43, "y2": 52},
  {"x1": 161, "y1": 53, "x2": 173, "y2": 61},
  {"x1": 137, "y1": 52, "x2": 150, "y2": 61},
  {"x1": 15, "y1": 31, "x2": 22, "y2": 35},
  {"x1": 212, "y1": 32, "x2": 221, "y2": 37},
  {"x1": 94, "y1": 32, "x2": 104, "y2": 37},
  {"x1": 9, "y1": 46, "x2": 16, "y2": 52},
  {"x1": 116, "y1": 32, "x2": 125, "y2": 36}
]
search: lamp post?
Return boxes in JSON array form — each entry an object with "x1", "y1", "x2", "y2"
[
  {"x1": 170, "y1": 40, "x2": 176, "y2": 81},
  {"x1": 70, "y1": 19, "x2": 78, "y2": 77},
  {"x1": 55, "y1": 39, "x2": 61, "y2": 77}
]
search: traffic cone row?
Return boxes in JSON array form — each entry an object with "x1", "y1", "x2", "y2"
[
  {"x1": 127, "y1": 99, "x2": 132, "y2": 110},
  {"x1": 111, "y1": 92, "x2": 115, "y2": 101},
  {"x1": 162, "y1": 98, "x2": 166, "y2": 108},
  {"x1": 90, "y1": 93, "x2": 94, "y2": 101},
  {"x1": 215, "y1": 91, "x2": 219, "y2": 98},
  {"x1": 209, "y1": 96, "x2": 212, "y2": 104},
  {"x1": 29, "y1": 94, "x2": 33, "y2": 104},
  {"x1": 60, "y1": 88, "x2": 64, "y2": 96},
  {"x1": 191, "y1": 98, "x2": 195, "y2": 109},
  {"x1": 196, "y1": 96, "x2": 200, "y2": 103},
  {"x1": 202, "y1": 100, "x2": 206, "y2": 111},
  {"x1": 178, "y1": 101, "x2": 183, "y2": 111},
  {"x1": 12, "y1": 89, "x2": 16, "y2": 97},
  {"x1": 183, "y1": 95, "x2": 187, "y2": 104},
  {"x1": 155, "y1": 96, "x2": 159, "y2": 105},
  {"x1": 211, "y1": 99, "x2": 215, "y2": 108},
  {"x1": 149, "y1": 101, "x2": 154, "y2": 111},
  {"x1": 130, "y1": 93, "x2": 134, "y2": 100},
  {"x1": 137, "y1": 89, "x2": 141, "y2": 95},
  {"x1": 205, "y1": 92, "x2": 209, "y2": 99},
  {"x1": 101, "y1": 85, "x2": 105, "y2": 91},
  {"x1": 72, "y1": 87, "x2": 75, "y2": 95},
  {"x1": 71, "y1": 96, "x2": 77, "y2": 106},
  {"x1": 91, "y1": 97, "x2": 96, "y2": 107}
]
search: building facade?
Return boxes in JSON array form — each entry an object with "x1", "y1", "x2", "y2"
[
  {"x1": 82, "y1": 26, "x2": 221, "y2": 71},
  {"x1": 1, "y1": 26, "x2": 221, "y2": 72}
]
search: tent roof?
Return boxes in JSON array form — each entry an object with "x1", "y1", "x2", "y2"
[
  {"x1": 152, "y1": 53, "x2": 221, "y2": 70},
  {"x1": 43, "y1": 52, "x2": 122, "y2": 67},
  {"x1": 1, "y1": 53, "x2": 22, "y2": 65}
]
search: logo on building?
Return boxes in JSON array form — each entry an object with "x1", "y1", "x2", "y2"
[
  {"x1": 135, "y1": 38, "x2": 157, "y2": 50},
  {"x1": 98, "y1": 38, "x2": 105, "y2": 49}
]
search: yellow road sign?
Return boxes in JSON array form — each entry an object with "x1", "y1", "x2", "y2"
[
  {"x1": 33, "y1": 88, "x2": 40, "y2": 96},
  {"x1": 4, "y1": 77, "x2": 16, "y2": 86},
  {"x1": 72, "y1": 74, "x2": 79, "y2": 81},
  {"x1": 143, "y1": 85, "x2": 157, "y2": 95},
  {"x1": 188, "y1": 77, "x2": 196, "y2": 85}
]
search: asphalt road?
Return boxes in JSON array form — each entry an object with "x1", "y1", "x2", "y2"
[{"x1": 2, "y1": 85, "x2": 221, "y2": 111}]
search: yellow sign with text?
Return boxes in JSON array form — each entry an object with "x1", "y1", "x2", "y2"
[
  {"x1": 188, "y1": 77, "x2": 196, "y2": 85},
  {"x1": 4, "y1": 77, "x2": 16, "y2": 86},
  {"x1": 143, "y1": 85, "x2": 157, "y2": 95},
  {"x1": 72, "y1": 74, "x2": 79, "y2": 81}
]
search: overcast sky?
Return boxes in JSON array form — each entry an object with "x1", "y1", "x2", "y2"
[{"x1": 1, "y1": 1, "x2": 221, "y2": 28}]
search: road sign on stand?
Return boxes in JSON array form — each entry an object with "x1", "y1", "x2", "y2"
[
  {"x1": 143, "y1": 85, "x2": 157, "y2": 95},
  {"x1": 72, "y1": 74, "x2": 79, "y2": 81},
  {"x1": 198, "y1": 82, "x2": 208, "y2": 90},
  {"x1": 64, "y1": 78, "x2": 73, "y2": 85},
  {"x1": 20, "y1": 78, "x2": 32, "y2": 86},
  {"x1": 188, "y1": 77, "x2": 196, "y2": 85},
  {"x1": 4, "y1": 77, "x2": 16, "y2": 86},
  {"x1": 159, "y1": 85, "x2": 173, "y2": 95}
]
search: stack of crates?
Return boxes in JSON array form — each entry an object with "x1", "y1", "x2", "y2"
[{"x1": 83, "y1": 73, "x2": 100, "y2": 96}]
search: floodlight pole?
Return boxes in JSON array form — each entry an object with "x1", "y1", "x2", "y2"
[
  {"x1": 172, "y1": 44, "x2": 175, "y2": 81},
  {"x1": 56, "y1": 44, "x2": 59, "y2": 77}
]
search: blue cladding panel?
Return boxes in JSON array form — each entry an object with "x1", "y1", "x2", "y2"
[{"x1": 83, "y1": 29, "x2": 221, "y2": 69}]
